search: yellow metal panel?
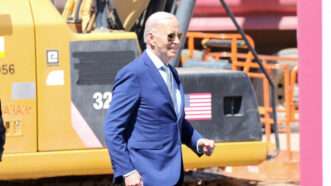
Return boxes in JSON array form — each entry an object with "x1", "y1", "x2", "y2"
[
  {"x1": 183, "y1": 141, "x2": 268, "y2": 169},
  {"x1": 113, "y1": 0, "x2": 150, "y2": 30},
  {"x1": 72, "y1": 31, "x2": 138, "y2": 41},
  {"x1": 30, "y1": 0, "x2": 84, "y2": 150},
  {"x1": 0, "y1": 141, "x2": 267, "y2": 180},
  {"x1": 0, "y1": 0, "x2": 37, "y2": 153},
  {"x1": 30, "y1": 0, "x2": 139, "y2": 151},
  {"x1": 0, "y1": 37, "x2": 5, "y2": 58},
  {"x1": 0, "y1": 149, "x2": 112, "y2": 180}
]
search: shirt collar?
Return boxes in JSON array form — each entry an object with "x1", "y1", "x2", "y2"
[{"x1": 146, "y1": 48, "x2": 167, "y2": 70}]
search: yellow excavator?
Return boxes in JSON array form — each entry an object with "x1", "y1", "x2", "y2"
[{"x1": 0, "y1": 0, "x2": 278, "y2": 180}]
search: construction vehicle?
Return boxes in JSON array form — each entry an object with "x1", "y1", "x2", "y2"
[{"x1": 0, "y1": 0, "x2": 276, "y2": 180}]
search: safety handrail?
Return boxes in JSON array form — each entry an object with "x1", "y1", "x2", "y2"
[{"x1": 219, "y1": 0, "x2": 280, "y2": 159}]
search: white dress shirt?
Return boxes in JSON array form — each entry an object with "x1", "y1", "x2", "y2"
[{"x1": 146, "y1": 48, "x2": 182, "y2": 114}]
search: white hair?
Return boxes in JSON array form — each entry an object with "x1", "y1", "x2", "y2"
[{"x1": 143, "y1": 12, "x2": 177, "y2": 43}]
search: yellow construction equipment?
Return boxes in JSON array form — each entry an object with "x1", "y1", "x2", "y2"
[{"x1": 0, "y1": 0, "x2": 269, "y2": 180}]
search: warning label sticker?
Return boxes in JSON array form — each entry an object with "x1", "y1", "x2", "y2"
[{"x1": 0, "y1": 37, "x2": 5, "y2": 58}]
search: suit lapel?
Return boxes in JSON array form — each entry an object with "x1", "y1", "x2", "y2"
[
  {"x1": 142, "y1": 52, "x2": 176, "y2": 114},
  {"x1": 169, "y1": 65, "x2": 185, "y2": 120}
]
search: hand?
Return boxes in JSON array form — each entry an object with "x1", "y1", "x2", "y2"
[
  {"x1": 198, "y1": 138, "x2": 215, "y2": 156},
  {"x1": 124, "y1": 171, "x2": 143, "y2": 186}
]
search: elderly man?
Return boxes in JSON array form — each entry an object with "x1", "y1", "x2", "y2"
[{"x1": 104, "y1": 12, "x2": 215, "y2": 186}]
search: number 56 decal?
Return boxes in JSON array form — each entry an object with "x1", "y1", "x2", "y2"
[{"x1": 93, "y1": 92, "x2": 112, "y2": 110}]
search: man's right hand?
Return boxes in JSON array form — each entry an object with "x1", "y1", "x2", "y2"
[{"x1": 124, "y1": 171, "x2": 143, "y2": 186}]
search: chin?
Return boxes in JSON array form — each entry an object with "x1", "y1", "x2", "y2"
[
  {"x1": 167, "y1": 55, "x2": 176, "y2": 60},
  {"x1": 168, "y1": 52, "x2": 177, "y2": 58}
]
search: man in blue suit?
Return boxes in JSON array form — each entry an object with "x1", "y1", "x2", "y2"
[{"x1": 104, "y1": 12, "x2": 215, "y2": 186}]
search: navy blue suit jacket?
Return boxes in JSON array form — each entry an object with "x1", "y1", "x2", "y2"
[{"x1": 104, "y1": 51, "x2": 203, "y2": 185}]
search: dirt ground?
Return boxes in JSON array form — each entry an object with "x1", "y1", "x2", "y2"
[{"x1": 184, "y1": 171, "x2": 299, "y2": 186}]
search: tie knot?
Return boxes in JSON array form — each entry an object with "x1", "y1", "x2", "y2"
[
  {"x1": 161, "y1": 64, "x2": 168, "y2": 70},
  {"x1": 161, "y1": 65, "x2": 170, "y2": 74}
]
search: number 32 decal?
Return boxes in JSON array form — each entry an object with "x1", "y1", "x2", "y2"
[{"x1": 93, "y1": 92, "x2": 112, "y2": 110}]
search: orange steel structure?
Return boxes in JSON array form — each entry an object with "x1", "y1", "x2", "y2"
[{"x1": 182, "y1": 32, "x2": 299, "y2": 159}]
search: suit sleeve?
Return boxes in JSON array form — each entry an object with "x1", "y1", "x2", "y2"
[
  {"x1": 104, "y1": 68, "x2": 140, "y2": 179},
  {"x1": 181, "y1": 117, "x2": 203, "y2": 156}
]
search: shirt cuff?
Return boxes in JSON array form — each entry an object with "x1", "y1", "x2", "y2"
[
  {"x1": 196, "y1": 138, "x2": 203, "y2": 154},
  {"x1": 123, "y1": 169, "x2": 138, "y2": 177}
]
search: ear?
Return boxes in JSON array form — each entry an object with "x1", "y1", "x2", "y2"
[{"x1": 147, "y1": 33, "x2": 155, "y2": 48}]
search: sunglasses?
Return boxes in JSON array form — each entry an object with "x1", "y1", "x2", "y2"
[{"x1": 167, "y1": 32, "x2": 182, "y2": 42}]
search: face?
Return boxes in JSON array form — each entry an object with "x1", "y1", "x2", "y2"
[{"x1": 148, "y1": 18, "x2": 182, "y2": 63}]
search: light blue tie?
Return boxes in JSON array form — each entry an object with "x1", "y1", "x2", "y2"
[{"x1": 162, "y1": 65, "x2": 178, "y2": 116}]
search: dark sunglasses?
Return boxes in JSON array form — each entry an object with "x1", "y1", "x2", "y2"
[{"x1": 167, "y1": 32, "x2": 182, "y2": 42}]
